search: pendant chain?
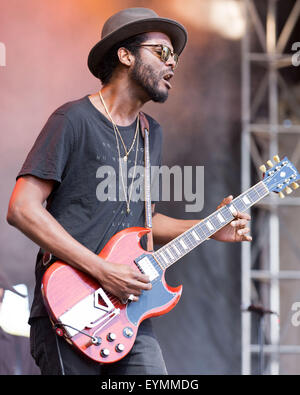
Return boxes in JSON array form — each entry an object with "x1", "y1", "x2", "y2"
[
  {"x1": 99, "y1": 91, "x2": 139, "y2": 161},
  {"x1": 99, "y1": 90, "x2": 140, "y2": 214}
]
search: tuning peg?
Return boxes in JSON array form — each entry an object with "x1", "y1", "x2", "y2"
[
  {"x1": 273, "y1": 155, "x2": 280, "y2": 163},
  {"x1": 292, "y1": 182, "x2": 299, "y2": 190},
  {"x1": 267, "y1": 160, "x2": 274, "y2": 168},
  {"x1": 279, "y1": 191, "x2": 285, "y2": 199},
  {"x1": 259, "y1": 165, "x2": 267, "y2": 173},
  {"x1": 285, "y1": 186, "x2": 293, "y2": 195}
]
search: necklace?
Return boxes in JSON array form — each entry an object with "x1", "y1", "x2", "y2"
[
  {"x1": 116, "y1": 122, "x2": 139, "y2": 214},
  {"x1": 99, "y1": 91, "x2": 140, "y2": 214},
  {"x1": 99, "y1": 91, "x2": 139, "y2": 162}
]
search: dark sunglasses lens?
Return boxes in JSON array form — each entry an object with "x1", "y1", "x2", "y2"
[
  {"x1": 161, "y1": 46, "x2": 170, "y2": 62},
  {"x1": 161, "y1": 46, "x2": 179, "y2": 67}
]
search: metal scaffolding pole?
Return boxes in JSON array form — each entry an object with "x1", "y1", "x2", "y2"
[
  {"x1": 241, "y1": 0, "x2": 252, "y2": 374},
  {"x1": 266, "y1": 0, "x2": 280, "y2": 375},
  {"x1": 241, "y1": 0, "x2": 300, "y2": 375}
]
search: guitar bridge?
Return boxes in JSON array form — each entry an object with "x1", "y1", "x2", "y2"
[{"x1": 58, "y1": 287, "x2": 117, "y2": 338}]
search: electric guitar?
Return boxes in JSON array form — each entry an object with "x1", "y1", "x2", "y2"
[{"x1": 42, "y1": 155, "x2": 300, "y2": 363}]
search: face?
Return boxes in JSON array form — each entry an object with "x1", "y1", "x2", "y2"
[{"x1": 129, "y1": 32, "x2": 176, "y2": 103}]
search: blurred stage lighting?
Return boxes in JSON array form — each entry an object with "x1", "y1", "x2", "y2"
[
  {"x1": 0, "y1": 284, "x2": 30, "y2": 337},
  {"x1": 173, "y1": 0, "x2": 245, "y2": 40}
]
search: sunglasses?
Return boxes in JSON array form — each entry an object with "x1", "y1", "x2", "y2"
[{"x1": 135, "y1": 44, "x2": 179, "y2": 68}]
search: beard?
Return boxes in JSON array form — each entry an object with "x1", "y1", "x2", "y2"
[{"x1": 129, "y1": 55, "x2": 169, "y2": 103}]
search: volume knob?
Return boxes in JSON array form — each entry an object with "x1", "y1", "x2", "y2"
[
  {"x1": 115, "y1": 343, "x2": 125, "y2": 353},
  {"x1": 107, "y1": 332, "x2": 116, "y2": 342},
  {"x1": 100, "y1": 348, "x2": 110, "y2": 358}
]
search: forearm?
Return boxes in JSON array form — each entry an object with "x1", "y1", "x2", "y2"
[
  {"x1": 152, "y1": 213, "x2": 201, "y2": 245},
  {"x1": 7, "y1": 203, "x2": 102, "y2": 278},
  {"x1": 7, "y1": 175, "x2": 152, "y2": 304}
]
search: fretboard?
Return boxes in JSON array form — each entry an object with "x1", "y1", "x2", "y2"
[{"x1": 153, "y1": 181, "x2": 269, "y2": 270}]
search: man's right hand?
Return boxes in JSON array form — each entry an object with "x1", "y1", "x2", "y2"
[{"x1": 95, "y1": 260, "x2": 152, "y2": 304}]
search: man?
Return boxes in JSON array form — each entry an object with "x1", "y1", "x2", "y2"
[{"x1": 7, "y1": 8, "x2": 251, "y2": 375}]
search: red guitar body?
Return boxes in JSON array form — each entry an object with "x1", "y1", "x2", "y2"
[{"x1": 42, "y1": 227, "x2": 182, "y2": 364}]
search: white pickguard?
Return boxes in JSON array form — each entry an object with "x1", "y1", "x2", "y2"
[{"x1": 59, "y1": 288, "x2": 115, "y2": 337}]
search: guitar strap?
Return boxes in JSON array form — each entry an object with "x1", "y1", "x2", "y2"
[{"x1": 139, "y1": 112, "x2": 154, "y2": 252}]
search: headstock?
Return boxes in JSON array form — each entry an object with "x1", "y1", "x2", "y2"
[{"x1": 259, "y1": 155, "x2": 300, "y2": 198}]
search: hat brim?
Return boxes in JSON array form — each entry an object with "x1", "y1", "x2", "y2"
[{"x1": 88, "y1": 17, "x2": 187, "y2": 78}]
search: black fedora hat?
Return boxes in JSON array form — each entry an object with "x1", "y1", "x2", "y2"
[{"x1": 88, "y1": 7, "x2": 188, "y2": 78}]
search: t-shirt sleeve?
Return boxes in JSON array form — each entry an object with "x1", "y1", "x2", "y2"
[{"x1": 17, "y1": 112, "x2": 76, "y2": 183}]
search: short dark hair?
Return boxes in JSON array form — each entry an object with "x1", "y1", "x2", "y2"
[{"x1": 97, "y1": 33, "x2": 148, "y2": 85}]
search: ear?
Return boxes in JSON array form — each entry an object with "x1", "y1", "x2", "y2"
[{"x1": 117, "y1": 47, "x2": 134, "y2": 67}]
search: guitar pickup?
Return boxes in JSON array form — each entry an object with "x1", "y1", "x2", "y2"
[{"x1": 134, "y1": 255, "x2": 159, "y2": 282}]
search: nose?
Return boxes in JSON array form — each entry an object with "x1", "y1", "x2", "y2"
[{"x1": 166, "y1": 56, "x2": 176, "y2": 70}]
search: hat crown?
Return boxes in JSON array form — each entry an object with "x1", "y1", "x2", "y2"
[
  {"x1": 102, "y1": 8, "x2": 158, "y2": 39},
  {"x1": 88, "y1": 7, "x2": 187, "y2": 78}
]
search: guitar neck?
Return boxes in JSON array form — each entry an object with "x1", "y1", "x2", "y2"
[{"x1": 153, "y1": 181, "x2": 269, "y2": 270}]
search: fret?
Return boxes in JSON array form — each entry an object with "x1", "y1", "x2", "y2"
[
  {"x1": 183, "y1": 236, "x2": 192, "y2": 251},
  {"x1": 242, "y1": 195, "x2": 251, "y2": 205},
  {"x1": 184, "y1": 233, "x2": 195, "y2": 251},
  {"x1": 260, "y1": 181, "x2": 270, "y2": 195},
  {"x1": 179, "y1": 238, "x2": 188, "y2": 250},
  {"x1": 160, "y1": 251, "x2": 170, "y2": 265},
  {"x1": 228, "y1": 203, "x2": 238, "y2": 216},
  {"x1": 251, "y1": 184, "x2": 261, "y2": 197},
  {"x1": 196, "y1": 225, "x2": 206, "y2": 240},
  {"x1": 260, "y1": 185, "x2": 269, "y2": 198},
  {"x1": 199, "y1": 222, "x2": 211, "y2": 238},
  {"x1": 172, "y1": 243, "x2": 181, "y2": 256},
  {"x1": 237, "y1": 190, "x2": 254, "y2": 209},
  {"x1": 255, "y1": 182, "x2": 268, "y2": 198},
  {"x1": 221, "y1": 205, "x2": 234, "y2": 222},
  {"x1": 217, "y1": 212, "x2": 225, "y2": 223},
  {"x1": 155, "y1": 252, "x2": 167, "y2": 269},
  {"x1": 186, "y1": 231, "x2": 197, "y2": 248},
  {"x1": 171, "y1": 240, "x2": 182, "y2": 255},
  {"x1": 174, "y1": 239, "x2": 186, "y2": 255},
  {"x1": 209, "y1": 215, "x2": 218, "y2": 229},
  {"x1": 166, "y1": 244, "x2": 179, "y2": 260},
  {"x1": 248, "y1": 188, "x2": 259, "y2": 203},
  {"x1": 208, "y1": 212, "x2": 224, "y2": 232},
  {"x1": 246, "y1": 183, "x2": 268, "y2": 206},
  {"x1": 205, "y1": 220, "x2": 214, "y2": 232},
  {"x1": 165, "y1": 247, "x2": 175, "y2": 260},
  {"x1": 238, "y1": 195, "x2": 250, "y2": 210},
  {"x1": 233, "y1": 196, "x2": 247, "y2": 212},
  {"x1": 191, "y1": 230, "x2": 200, "y2": 241},
  {"x1": 194, "y1": 223, "x2": 207, "y2": 240}
]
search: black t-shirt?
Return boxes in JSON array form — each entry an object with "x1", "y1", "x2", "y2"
[{"x1": 17, "y1": 95, "x2": 162, "y2": 320}]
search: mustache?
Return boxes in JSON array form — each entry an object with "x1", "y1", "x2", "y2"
[{"x1": 160, "y1": 68, "x2": 174, "y2": 78}]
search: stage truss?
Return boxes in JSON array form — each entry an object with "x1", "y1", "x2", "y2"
[{"x1": 241, "y1": 0, "x2": 300, "y2": 375}]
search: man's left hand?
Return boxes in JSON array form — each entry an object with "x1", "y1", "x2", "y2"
[{"x1": 211, "y1": 195, "x2": 252, "y2": 243}]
